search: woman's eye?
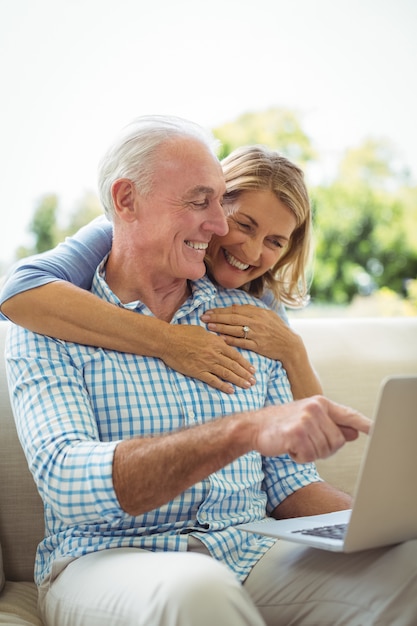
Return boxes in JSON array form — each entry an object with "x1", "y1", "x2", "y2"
[{"x1": 237, "y1": 221, "x2": 251, "y2": 230}]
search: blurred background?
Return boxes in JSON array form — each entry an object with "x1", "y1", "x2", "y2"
[{"x1": 1, "y1": 0, "x2": 416, "y2": 315}]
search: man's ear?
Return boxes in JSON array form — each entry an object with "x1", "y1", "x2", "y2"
[{"x1": 111, "y1": 179, "x2": 137, "y2": 221}]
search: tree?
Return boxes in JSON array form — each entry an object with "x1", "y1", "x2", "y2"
[
  {"x1": 213, "y1": 107, "x2": 316, "y2": 165},
  {"x1": 337, "y1": 138, "x2": 412, "y2": 190},
  {"x1": 62, "y1": 192, "x2": 102, "y2": 239},
  {"x1": 16, "y1": 194, "x2": 60, "y2": 259},
  {"x1": 15, "y1": 192, "x2": 102, "y2": 260},
  {"x1": 310, "y1": 142, "x2": 417, "y2": 304}
]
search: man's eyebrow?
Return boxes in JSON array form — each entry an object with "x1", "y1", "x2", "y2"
[{"x1": 188, "y1": 186, "x2": 216, "y2": 195}]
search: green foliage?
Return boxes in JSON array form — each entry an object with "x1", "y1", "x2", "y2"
[
  {"x1": 30, "y1": 194, "x2": 59, "y2": 253},
  {"x1": 13, "y1": 108, "x2": 417, "y2": 309},
  {"x1": 337, "y1": 138, "x2": 409, "y2": 188},
  {"x1": 310, "y1": 142, "x2": 417, "y2": 304},
  {"x1": 15, "y1": 194, "x2": 59, "y2": 259},
  {"x1": 62, "y1": 192, "x2": 102, "y2": 239},
  {"x1": 397, "y1": 185, "x2": 417, "y2": 252},
  {"x1": 16, "y1": 192, "x2": 103, "y2": 260},
  {"x1": 312, "y1": 186, "x2": 407, "y2": 303},
  {"x1": 406, "y1": 279, "x2": 417, "y2": 310},
  {"x1": 213, "y1": 107, "x2": 316, "y2": 165}
]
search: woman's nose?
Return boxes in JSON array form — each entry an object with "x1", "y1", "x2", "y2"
[{"x1": 242, "y1": 238, "x2": 262, "y2": 263}]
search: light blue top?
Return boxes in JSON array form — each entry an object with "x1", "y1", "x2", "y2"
[
  {"x1": 0, "y1": 215, "x2": 289, "y2": 323},
  {"x1": 6, "y1": 267, "x2": 320, "y2": 586}
]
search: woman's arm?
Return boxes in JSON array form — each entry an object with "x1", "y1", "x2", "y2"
[
  {"x1": 1, "y1": 282, "x2": 256, "y2": 394},
  {"x1": 0, "y1": 215, "x2": 256, "y2": 393},
  {"x1": 200, "y1": 304, "x2": 323, "y2": 399}
]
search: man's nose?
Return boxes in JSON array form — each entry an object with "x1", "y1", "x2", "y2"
[{"x1": 205, "y1": 200, "x2": 229, "y2": 237}]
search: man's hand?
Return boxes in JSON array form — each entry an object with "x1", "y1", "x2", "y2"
[
  {"x1": 114, "y1": 395, "x2": 370, "y2": 517},
  {"x1": 250, "y1": 395, "x2": 371, "y2": 463},
  {"x1": 161, "y1": 324, "x2": 256, "y2": 394}
]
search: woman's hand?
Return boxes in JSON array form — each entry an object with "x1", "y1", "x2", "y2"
[
  {"x1": 161, "y1": 324, "x2": 256, "y2": 394},
  {"x1": 200, "y1": 304, "x2": 294, "y2": 361},
  {"x1": 200, "y1": 304, "x2": 323, "y2": 399}
]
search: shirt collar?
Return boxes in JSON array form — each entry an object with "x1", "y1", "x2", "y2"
[{"x1": 91, "y1": 258, "x2": 218, "y2": 319}]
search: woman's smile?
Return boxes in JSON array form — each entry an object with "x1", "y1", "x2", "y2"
[{"x1": 223, "y1": 249, "x2": 251, "y2": 272}]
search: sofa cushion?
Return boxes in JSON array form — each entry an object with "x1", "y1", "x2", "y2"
[
  {"x1": 0, "y1": 581, "x2": 41, "y2": 625},
  {"x1": 0, "y1": 544, "x2": 4, "y2": 593},
  {"x1": 0, "y1": 322, "x2": 44, "y2": 582}
]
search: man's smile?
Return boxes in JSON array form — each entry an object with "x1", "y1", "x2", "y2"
[{"x1": 185, "y1": 241, "x2": 209, "y2": 251}]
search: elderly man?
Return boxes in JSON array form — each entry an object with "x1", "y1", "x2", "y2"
[{"x1": 6, "y1": 116, "x2": 416, "y2": 626}]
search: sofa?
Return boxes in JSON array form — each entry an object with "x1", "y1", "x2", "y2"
[{"x1": 1, "y1": 316, "x2": 416, "y2": 625}]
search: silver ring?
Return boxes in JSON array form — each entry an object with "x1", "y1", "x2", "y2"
[{"x1": 242, "y1": 325, "x2": 250, "y2": 340}]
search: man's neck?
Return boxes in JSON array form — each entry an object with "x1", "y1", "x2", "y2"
[
  {"x1": 140, "y1": 280, "x2": 191, "y2": 322},
  {"x1": 105, "y1": 253, "x2": 191, "y2": 322}
]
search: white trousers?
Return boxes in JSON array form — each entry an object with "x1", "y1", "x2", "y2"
[{"x1": 39, "y1": 538, "x2": 417, "y2": 626}]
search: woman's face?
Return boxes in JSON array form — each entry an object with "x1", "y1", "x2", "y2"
[{"x1": 208, "y1": 189, "x2": 297, "y2": 289}]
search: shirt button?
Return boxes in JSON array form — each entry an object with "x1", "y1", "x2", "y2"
[{"x1": 188, "y1": 410, "x2": 196, "y2": 420}]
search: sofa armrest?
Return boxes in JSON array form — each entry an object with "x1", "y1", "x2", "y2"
[{"x1": 291, "y1": 316, "x2": 417, "y2": 494}]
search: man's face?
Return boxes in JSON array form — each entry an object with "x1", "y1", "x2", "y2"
[{"x1": 134, "y1": 137, "x2": 228, "y2": 281}]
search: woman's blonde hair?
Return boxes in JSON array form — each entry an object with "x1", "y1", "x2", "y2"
[{"x1": 212, "y1": 145, "x2": 313, "y2": 307}]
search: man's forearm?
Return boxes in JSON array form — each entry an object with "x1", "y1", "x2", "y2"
[
  {"x1": 112, "y1": 412, "x2": 255, "y2": 516},
  {"x1": 113, "y1": 396, "x2": 371, "y2": 517}
]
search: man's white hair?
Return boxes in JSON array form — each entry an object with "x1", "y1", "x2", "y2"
[{"x1": 97, "y1": 115, "x2": 220, "y2": 219}]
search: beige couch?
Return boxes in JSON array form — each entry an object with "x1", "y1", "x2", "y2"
[{"x1": 1, "y1": 317, "x2": 416, "y2": 625}]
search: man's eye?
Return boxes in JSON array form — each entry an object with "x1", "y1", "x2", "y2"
[{"x1": 191, "y1": 200, "x2": 208, "y2": 209}]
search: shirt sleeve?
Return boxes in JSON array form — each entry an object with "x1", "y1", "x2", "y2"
[
  {"x1": 259, "y1": 289, "x2": 289, "y2": 325},
  {"x1": 0, "y1": 216, "x2": 113, "y2": 319},
  {"x1": 6, "y1": 323, "x2": 122, "y2": 524},
  {"x1": 261, "y1": 354, "x2": 322, "y2": 513}
]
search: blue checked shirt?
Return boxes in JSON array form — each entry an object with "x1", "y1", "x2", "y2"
[{"x1": 6, "y1": 267, "x2": 321, "y2": 586}]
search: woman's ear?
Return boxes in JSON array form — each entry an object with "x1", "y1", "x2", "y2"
[{"x1": 111, "y1": 179, "x2": 137, "y2": 221}]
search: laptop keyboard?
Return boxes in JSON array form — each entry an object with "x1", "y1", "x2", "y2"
[{"x1": 292, "y1": 523, "x2": 347, "y2": 540}]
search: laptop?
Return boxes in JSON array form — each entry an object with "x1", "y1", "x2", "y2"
[{"x1": 238, "y1": 375, "x2": 417, "y2": 552}]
